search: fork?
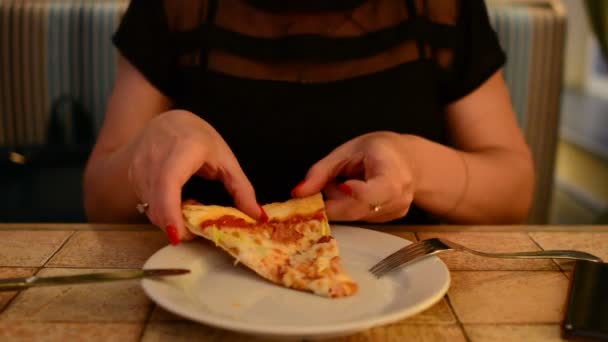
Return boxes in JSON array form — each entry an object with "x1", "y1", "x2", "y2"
[{"x1": 369, "y1": 238, "x2": 603, "y2": 278}]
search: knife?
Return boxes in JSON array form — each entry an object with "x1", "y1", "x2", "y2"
[{"x1": 0, "y1": 269, "x2": 190, "y2": 291}]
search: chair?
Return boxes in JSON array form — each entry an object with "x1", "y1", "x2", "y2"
[{"x1": 488, "y1": 0, "x2": 567, "y2": 223}]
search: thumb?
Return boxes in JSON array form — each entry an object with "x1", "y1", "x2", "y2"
[{"x1": 293, "y1": 151, "x2": 351, "y2": 198}]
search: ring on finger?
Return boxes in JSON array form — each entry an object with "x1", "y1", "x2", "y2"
[
  {"x1": 136, "y1": 202, "x2": 149, "y2": 214},
  {"x1": 369, "y1": 203, "x2": 382, "y2": 213}
]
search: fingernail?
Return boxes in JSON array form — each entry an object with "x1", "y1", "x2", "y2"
[
  {"x1": 258, "y1": 204, "x2": 269, "y2": 223},
  {"x1": 338, "y1": 183, "x2": 353, "y2": 196},
  {"x1": 291, "y1": 180, "x2": 306, "y2": 197},
  {"x1": 165, "y1": 224, "x2": 180, "y2": 246}
]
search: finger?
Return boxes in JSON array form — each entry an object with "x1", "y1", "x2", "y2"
[
  {"x1": 342, "y1": 178, "x2": 392, "y2": 207},
  {"x1": 323, "y1": 183, "x2": 360, "y2": 221},
  {"x1": 343, "y1": 174, "x2": 407, "y2": 208},
  {"x1": 148, "y1": 171, "x2": 189, "y2": 245},
  {"x1": 364, "y1": 205, "x2": 411, "y2": 223},
  {"x1": 322, "y1": 182, "x2": 351, "y2": 199},
  {"x1": 340, "y1": 172, "x2": 412, "y2": 222},
  {"x1": 292, "y1": 162, "x2": 338, "y2": 198},
  {"x1": 324, "y1": 197, "x2": 369, "y2": 222},
  {"x1": 131, "y1": 162, "x2": 191, "y2": 244},
  {"x1": 324, "y1": 193, "x2": 407, "y2": 223},
  {"x1": 294, "y1": 149, "x2": 363, "y2": 197},
  {"x1": 146, "y1": 146, "x2": 206, "y2": 244},
  {"x1": 218, "y1": 155, "x2": 264, "y2": 221},
  {"x1": 324, "y1": 182, "x2": 409, "y2": 222}
]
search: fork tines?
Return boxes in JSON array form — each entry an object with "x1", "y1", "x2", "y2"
[{"x1": 368, "y1": 241, "x2": 435, "y2": 278}]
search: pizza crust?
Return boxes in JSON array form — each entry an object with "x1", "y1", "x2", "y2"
[
  {"x1": 182, "y1": 193, "x2": 325, "y2": 225},
  {"x1": 182, "y1": 200, "x2": 257, "y2": 227},
  {"x1": 263, "y1": 193, "x2": 325, "y2": 220}
]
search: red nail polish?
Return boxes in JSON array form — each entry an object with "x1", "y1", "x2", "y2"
[
  {"x1": 291, "y1": 180, "x2": 306, "y2": 197},
  {"x1": 338, "y1": 183, "x2": 353, "y2": 196},
  {"x1": 165, "y1": 224, "x2": 180, "y2": 246},
  {"x1": 258, "y1": 204, "x2": 269, "y2": 223}
]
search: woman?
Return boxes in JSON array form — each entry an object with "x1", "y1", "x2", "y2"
[{"x1": 84, "y1": 0, "x2": 534, "y2": 245}]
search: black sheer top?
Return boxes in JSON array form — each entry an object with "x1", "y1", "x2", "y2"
[{"x1": 112, "y1": 0, "x2": 506, "y2": 224}]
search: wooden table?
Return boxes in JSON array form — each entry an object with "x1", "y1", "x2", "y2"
[{"x1": 1, "y1": 223, "x2": 607, "y2": 341}]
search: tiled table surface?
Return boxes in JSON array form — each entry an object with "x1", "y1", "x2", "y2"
[{"x1": 1, "y1": 224, "x2": 607, "y2": 342}]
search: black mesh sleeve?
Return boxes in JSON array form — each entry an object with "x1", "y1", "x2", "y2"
[
  {"x1": 112, "y1": 0, "x2": 177, "y2": 97},
  {"x1": 439, "y1": 0, "x2": 507, "y2": 104}
]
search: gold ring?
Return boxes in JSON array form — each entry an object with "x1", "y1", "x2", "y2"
[
  {"x1": 370, "y1": 204, "x2": 382, "y2": 213},
  {"x1": 136, "y1": 202, "x2": 149, "y2": 214}
]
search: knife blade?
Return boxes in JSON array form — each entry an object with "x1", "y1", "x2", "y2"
[{"x1": 0, "y1": 269, "x2": 190, "y2": 291}]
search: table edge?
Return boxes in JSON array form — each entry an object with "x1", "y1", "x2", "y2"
[{"x1": 1, "y1": 223, "x2": 607, "y2": 232}]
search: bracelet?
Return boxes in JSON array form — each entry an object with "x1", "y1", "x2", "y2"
[{"x1": 442, "y1": 151, "x2": 469, "y2": 216}]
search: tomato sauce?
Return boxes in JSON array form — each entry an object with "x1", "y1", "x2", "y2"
[
  {"x1": 199, "y1": 209, "x2": 327, "y2": 244},
  {"x1": 199, "y1": 209, "x2": 326, "y2": 229}
]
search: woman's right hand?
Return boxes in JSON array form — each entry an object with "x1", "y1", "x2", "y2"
[{"x1": 127, "y1": 110, "x2": 265, "y2": 245}]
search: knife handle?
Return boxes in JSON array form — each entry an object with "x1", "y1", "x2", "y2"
[
  {"x1": 0, "y1": 270, "x2": 145, "y2": 292},
  {"x1": 0, "y1": 277, "x2": 35, "y2": 291},
  {"x1": 0, "y1": 271, "x2": 144, "y2": 291},
  {"x1": 0, "y1": 269, "x2": 189, "y2": 292}
]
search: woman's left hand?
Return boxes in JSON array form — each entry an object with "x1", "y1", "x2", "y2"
[{"x1": 292, "y1": 132, "x2": 418, "y2": 222}]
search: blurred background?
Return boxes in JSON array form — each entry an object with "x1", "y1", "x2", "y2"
[
  {"x1": 550, "y1": 0, "x2": 608, "y2": 224},
  {"x1": 0, "y1": 0, "x2": 606, "y2": 224}
]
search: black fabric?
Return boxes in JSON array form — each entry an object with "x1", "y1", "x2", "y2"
[
  {"x1": 112, "y1": 0, "x2": 506, "y2": 224},
  {"x1": 405, "y1": 0, "x2": 427, "y2": 59},
  {"x1": 245, "y1": 0, "x2": 367, "y2": 12},
  {"x1": 112, "y1": 0, "x2": 177, "y2": 97},
  {"x1": 437, "y1": 0, "x2": 507, "y2": 104},
  {"x1": 184, "y1": 62, "x2": 446, "y2": 225},
  {"x1": 167, "y1": 19, "x2": 458, "y2": 63}
]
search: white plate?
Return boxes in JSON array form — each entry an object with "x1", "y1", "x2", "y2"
[{"x1": 142, "y1": 225, "x2": 450, "y2": 340}]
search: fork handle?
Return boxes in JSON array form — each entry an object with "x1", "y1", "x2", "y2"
[{"x1": 467, "y1": 249, "x2": 603, "y2": 262}]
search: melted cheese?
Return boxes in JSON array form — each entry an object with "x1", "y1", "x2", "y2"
[
  {"x1": 282, "y1": 238, "x2": 358, "y2": 297},
  {"x1": 182, "y1": 194, "x2": 357, "y2": 298},
  {"x1": 182, "y1": 193, "x2": 325, "y2": 224},
  {"x1": 321, "y1": 219, "x2": 331, "y2": 236},
  {"x1": 263, "y1": 193, "x2": 325, "y2": 221},
  {"x1": 182, "y1": 204, "x2": 256, "y2": 226}
]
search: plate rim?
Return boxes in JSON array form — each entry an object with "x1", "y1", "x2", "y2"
[{"x1": 141, "y1": 225, "x2": 451, "y2": 336}]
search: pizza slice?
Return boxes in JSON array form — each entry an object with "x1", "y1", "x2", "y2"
[{"x1": 182, "y1": 193, "x2": 358, "y2": 298}]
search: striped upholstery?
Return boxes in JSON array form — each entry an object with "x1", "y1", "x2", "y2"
[
  {"x1": 489, "y1": 1, "x2": 566, "y2": 224},
  {"x1": 0, "y1": 0, "x2": 566, "y2": 223},
  {"x1": 0, "y1": 0, "x2": 125, "y2": 147}
]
